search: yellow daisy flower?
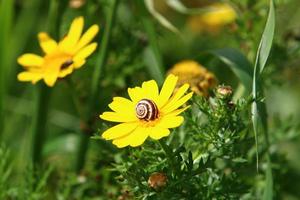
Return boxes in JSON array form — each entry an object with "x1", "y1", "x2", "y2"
[
  {"x1": 187, "y1": 3, "x2": 237, "y2": 33},
  {"x1": 100, "y1": 74, "x2": 193, "y2": 148},
  {"x1": 17, "y1": 16, "x2": 99, "y2": 87},
  {"x1": 168, "y1": 60, "x2": 217, "y2": 97}
]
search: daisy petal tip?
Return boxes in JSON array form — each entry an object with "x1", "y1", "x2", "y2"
[
  {"x1": 93, "y1": 24, "x2": 100, "y2": 33},
  {"x1": 76, "y1": 16, "x2": 84, "y2": 22},
  {"x1": 167, "y1": 73, "x2": 177, "y2": 79},
  {"x1": 99, "y1": 114, "x2": 105, "y2": 120},
  {"x1": 37, "y1": 32, "x2": 47, "y2": 39},
  {"x1": 113, "y1": 141, "x2": 128, "y2": 148}
]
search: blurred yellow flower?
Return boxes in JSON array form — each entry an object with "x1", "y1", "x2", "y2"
[
  {"x1": 187, "y1": 3, "x2": 237, "y2": 33},
  {"x1": 100, "y1": 74, "x2": 193, "y2": 148},
  {"x1": 17, "y1": 16, "x2": 99, "y2": 87},
  {"x1": 168, "y1": 60, "x2": 217, "y2": 97}
]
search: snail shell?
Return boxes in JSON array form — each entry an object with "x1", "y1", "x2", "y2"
[{"x1": 136, "y1": 99, "x2": 159, "y2": 121}]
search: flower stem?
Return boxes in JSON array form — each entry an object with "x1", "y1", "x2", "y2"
[
  {"x1": 31, "y1": 84, "x2": 51, "y2": 164},
  {"x1": 30, "y1": 0, "x2": 57, "y2": 166},
  {"x1": 74, "y1": 0, "x2": 119, "y2": 173}
]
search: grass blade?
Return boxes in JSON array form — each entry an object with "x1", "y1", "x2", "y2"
[
  {"x1": 144, "y1": 0, "x2": 180, "y2": 35},
  {"x1": 258, "y1": 0, "x2": 275, "y2": 73},
  {"x1": 251, "y1": 0, "x2": 275, "y2": 197}
]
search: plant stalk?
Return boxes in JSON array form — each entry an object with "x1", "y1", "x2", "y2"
[
  {"x1": 74, "y1": 0, "x2": 119, "y2": 173},
  {"x1": 30, "y1": 0, "x2": 58, "y2": 166},
  {"x1": 31, "y1": 84, "x2": 51, "y2": 164},
  {"x1": 0, "y1": 0, "x2": 14, "y2": 138}
]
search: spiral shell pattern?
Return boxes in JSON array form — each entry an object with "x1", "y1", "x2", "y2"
[{"x1": 135, "y1": 99, "x2": 159, "y2": 121}]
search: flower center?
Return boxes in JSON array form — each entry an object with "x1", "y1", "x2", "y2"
[
  {"x1": 44, "y1": 52, "x2": 73, "y2": 71},
  {"x1": 136, "y1": 99, "x2": 159, "y2": 121}
]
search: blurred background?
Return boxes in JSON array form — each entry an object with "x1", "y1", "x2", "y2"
[{"x1": 0, "y1": 0, "x2": 300, "y2": 199}]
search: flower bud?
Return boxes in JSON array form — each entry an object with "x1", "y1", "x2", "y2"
[
  {"x1": 216, "y1": 85, "x2": 233, "y2": 100},
  {"x1": 148, "y1": 172, "x2": 167, "y2": 190},
  {"x1": 69, "y1": 0, "x2": 85, "y2": 9}
]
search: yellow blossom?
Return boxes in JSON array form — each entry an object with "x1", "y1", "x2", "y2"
[
  {"x1": 17, "y1": 16, "x2": 99, "y2": 87},
  {"x1": 100, "y1": 74, "x2": 193, "y2": 148},
  {"x1": 168, "y1": 60, "x2": 217, "y2": 97},
  {"x1": 187, "y1": 3, "x2": 237, "y2": 33}
]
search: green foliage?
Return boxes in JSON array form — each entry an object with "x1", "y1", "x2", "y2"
[
  {"x1": 0, "y1": 0, "x2": 300, "y2": 199},
  {"x1": 0, "y1": 145, "x2": 52, "y2": 200},
  {"x1": 113, "y1": 91, "x2": 254, "y2": 200}
]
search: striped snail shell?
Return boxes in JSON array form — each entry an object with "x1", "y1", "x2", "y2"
[{"x1": 136, "y1": 99, "x2": 159, "y2": 121}]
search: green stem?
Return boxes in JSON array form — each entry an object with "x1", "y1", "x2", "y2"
[
  {"x1": 74, "y1": 0, "x2": 119, "y2": 173},
  {"x1": 30, "y1": 0, "x2": 57, "y2": 166},
  {"x1": 136, "y1": 0, "x2": 164, "y2": 84},
  {"x1": 0, "y1": 0, "x2": 14, "y2": 139},
  {"x1": 31, "y1": 84, "x2": 51, "y2": 164}
]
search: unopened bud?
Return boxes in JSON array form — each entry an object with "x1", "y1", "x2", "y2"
[
  {"x1": 69, "y1": 0, "x2": 86, "y2": 9},
  {"x1": 216, "y1": 85, "x2": 233, "y2": 100},
  {"x1": 148, "y1": 172, "x2": 167, "y2": 190}
]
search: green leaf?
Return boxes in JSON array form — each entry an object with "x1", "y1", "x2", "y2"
[
  {"x1": 211, "y1": 48, "x2": 253, "y2": 92},
  {"x1": 251, "y1": 0, "x2": 275, "y2": 195},
  {"x1": 258, "y1": 0, "x2": 276, "y2": 73},
  {"x1": 144, "y1": 0, "x2": 180, "y2": 35}
]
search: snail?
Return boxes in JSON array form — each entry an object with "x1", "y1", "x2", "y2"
[{"x1": 136, "y1": 99, "x2": 159, "y2": 121}]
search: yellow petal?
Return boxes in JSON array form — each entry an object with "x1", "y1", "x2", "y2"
[
  {"x1": 73, "y1": 43, "x2": 97, "y2": 61},
  {"x1": 108, "y1": 97, "x2": 135, "y2": 114},
  {"x1": 149, "y1": 126, "x2": 170, "y2": 140},
  {"x1": 73, "y1": 59, "x2": 86, "y2": 69},
  {"x1": 112, "y1": 126, "x2": 149, "y2": 148},
  {"x1": 75, "y1": 24, "x2": 99, "y2": 52},
  {"x1": 158, "y1": 74, "x2": 178, "y2": 108},
  {"x1": 18, "y1": 54, "x2": 44, "y2": 67},
  {"x1": 166, "y1": 105, "x2": 191, "y2": 116},
  {"x1": 128, "y1": 86, "x2": 143, "y2": 103},
  {"x1": 43, "y1": 73, "x2": 58, "y2": 87},
  {"x1": 102, "y1": 122, "x2": 138, "y2": 140},
  {"x1": 158, "y1": 115, "x2": 184, "y2": 128},
  {"x1": 58, "y1": 65, "x2": 74, "y2": 78},
  {"x1": 161, "y1": 83, "x2": 189, "y2": 111},
  {"x1": 162, "y1": 92, "x2": 193, "y2": 114},
  {"x1": 100, "y1": 112, "x2": 137, "y2": 123},
  {"x1": 59, "y1": 16, "x2": 84, "y2": 50},
  {"x1": 38, "y1": 32, "x2": 58, "y2": 54},
  {"x1": 141, "y1": 80, "x2": 159, "y2": 103},
  {"x1": 17, "y1": 71, "x2": 42, "y2": 84}
]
